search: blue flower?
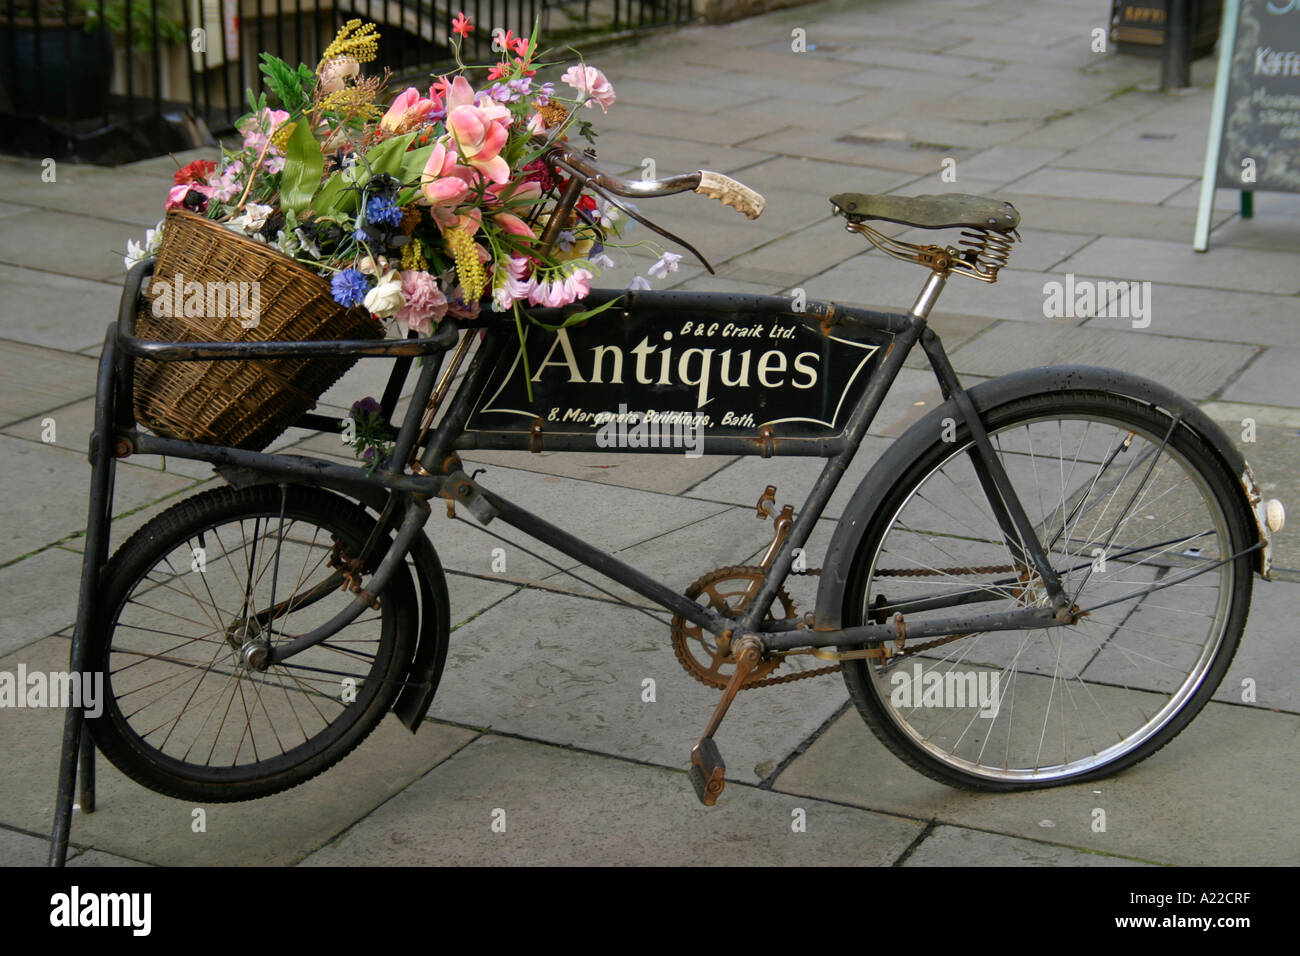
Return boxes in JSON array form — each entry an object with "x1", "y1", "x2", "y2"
[
  {"x1": 365, "y1": 196, "x2": 404, "y2": 228},
  {"x1": 331, "y1": 269, "x2": 369, "y2": 308}
]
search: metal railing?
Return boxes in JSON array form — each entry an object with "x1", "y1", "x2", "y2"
[{"x1": 0, "y1": 0, "x2": 694, "y2": 161}]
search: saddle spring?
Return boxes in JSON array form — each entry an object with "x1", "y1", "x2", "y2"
[{"x1": 955, "y1": 228, "x2": 1017, "y2": 282}]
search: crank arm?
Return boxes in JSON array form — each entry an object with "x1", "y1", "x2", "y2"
[{"x1": 688, "y1": 635, "x2": 764, "y2": 806}]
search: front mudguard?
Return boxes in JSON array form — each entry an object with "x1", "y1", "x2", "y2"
[
  {"x1": 348, "y1": 485, "x2": 451, "y2": 731},
  {"x1": 813, "y1": 364, "x2": 1276, "y2": 632}
]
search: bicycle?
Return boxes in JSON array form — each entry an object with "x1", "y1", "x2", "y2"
[{"x1": 49, "y1": 142, "x2": 1286, "y2": 864}]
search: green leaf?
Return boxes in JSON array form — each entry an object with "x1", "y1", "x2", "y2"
[
  {"x1": 527, "y1": 295, "x2": 624, "y2": 332},
  {"x1": 363, "y1": 133, "x2": 417, "y2": 178},
  {"x1": 279, "y1": 120, "x2": 325, "y2": 218}
]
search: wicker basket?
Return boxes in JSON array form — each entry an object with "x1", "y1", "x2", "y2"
[{"x1": 134, "y1": 210, "x2": 384, "y2": 451}]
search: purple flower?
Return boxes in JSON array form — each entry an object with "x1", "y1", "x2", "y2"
[
  {"x1": 332, "y1": 269, "x2": 370, "y2": 308},
  {"x1": 350, "y1": 396, "x2": 382, "y2": 419},
  {"x1": 534, "y1": 81, "x2": 555, "y2": 106}
]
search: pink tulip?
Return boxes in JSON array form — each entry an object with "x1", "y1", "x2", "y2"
[
  {"x1": 494, "y1": 212, "x2": 535, "y2": 239},
  {"x1": 420, "y1": 142, "x2": 470, "y2": 206},
  {"x1": 381, "y1": 87, "x2": 438, "y2": 134},
  {"x1": 441, "y1": 77, "x2": 513, "y2": 185}
]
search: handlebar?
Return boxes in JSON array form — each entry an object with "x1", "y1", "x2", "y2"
[{"x1": 541, "y1": 140, "x2": 766, "y2": 220}]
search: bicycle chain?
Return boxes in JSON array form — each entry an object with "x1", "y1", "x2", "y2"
[{"x1": 669, "y1": 562, "x2": 1002, "y2": 690}]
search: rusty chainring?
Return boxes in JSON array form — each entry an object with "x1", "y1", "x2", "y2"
[{"x1": 670, "y1": 565, "x2": 839, "y2": 689}]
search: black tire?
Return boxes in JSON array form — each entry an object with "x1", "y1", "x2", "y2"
[
  {"x1": 87, "y1": 484, "x2": 417, "y2": 802},
  {"x1": 839, "y1": 390, "x2": 1255, "y2": 791}
]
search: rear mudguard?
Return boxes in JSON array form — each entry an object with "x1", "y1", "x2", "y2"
[{"x1": 813, "y1": 364, "x2": 1273, "y2": 631}]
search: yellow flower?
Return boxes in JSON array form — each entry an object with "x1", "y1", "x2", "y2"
[
  {"x1": 320, "y1": 20, "x2": 380, "y2": 69},
  {"x1": 445, "y1": 227, "x2": 486, "y2": 302}
]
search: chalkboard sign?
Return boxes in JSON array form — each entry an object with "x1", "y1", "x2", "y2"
[{"x1": 1194, "y1": 0, "x2": 1300, "y2": 250}]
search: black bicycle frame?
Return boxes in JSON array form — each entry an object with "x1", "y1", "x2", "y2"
[{"x1": 106, "y1": 260, "x2": 1075, "y2": 667}]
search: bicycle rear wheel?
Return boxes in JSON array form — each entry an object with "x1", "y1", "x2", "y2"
[
  {"x1": 87, "y1": 484, "x2": 416, "y2": 802},
  {"x1": 840, "y1": 390, "x2": 1255, "y2": 790}
]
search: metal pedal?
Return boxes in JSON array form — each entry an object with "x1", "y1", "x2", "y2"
[{"x1": 689, "y1": 738, "x2": 727, "y2": 805}]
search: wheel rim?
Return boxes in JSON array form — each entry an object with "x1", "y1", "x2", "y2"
[
  {"x1": 100, "y1": 500, "x2": 399, "y2": 784},
  {"x1": 856, "y1": 408, "x2": 1238, "y2": 784}
]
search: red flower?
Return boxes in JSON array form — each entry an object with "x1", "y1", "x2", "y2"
[
  {"x1": 173, "y1": 159, "x2": 215, "y2": 185},
  {"x1": 486, "y1": 62, "x2": 510, "y2": 82},
  {"x1": 451, "y1": 12, "x2": 473, "y2": 37},
  {"x1": 522, "y1": 158, "x2": 555, "y2": 192},
  {"x1": 511, "y1": 37, "x2": 531, "y2": 57},
  {"x1": 577, "y1": 194, "x2": 597, "y2": 213},
  {"x1": 498, "y1": 29, "x2": 518, "y2": 54}
]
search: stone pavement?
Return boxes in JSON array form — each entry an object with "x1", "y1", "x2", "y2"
[{"x1": 1, "y1": 0, "x2": 1298, "y2": 867}]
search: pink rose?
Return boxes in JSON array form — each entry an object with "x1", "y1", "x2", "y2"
[{"x1": 560, "y1": 65, "x2": 615, "y2": 112}]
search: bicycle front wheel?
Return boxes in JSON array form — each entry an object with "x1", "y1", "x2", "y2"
[
  {"x1": 87, "y1": 484, "x2": 417, "y2": 802},
  {"x1": 840, "y1": 389, "x2": 1255, "y2": 790}
]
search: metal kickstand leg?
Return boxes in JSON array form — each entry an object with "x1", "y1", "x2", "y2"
[{"x1": 49, "y1": 327, "x2": 118, "y2": 866}]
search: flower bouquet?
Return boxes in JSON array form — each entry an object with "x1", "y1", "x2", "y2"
[{"x1": 126, "y1": 15, "x2": 680, "y2": 452}]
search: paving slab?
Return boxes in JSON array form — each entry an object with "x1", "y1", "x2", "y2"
[
  {"x1": 300, "y1": 734, "x2": 924, "y2": 866},
  {"x1": 1005, "y1": 168, "x2": 1194, "y2": 205},
  {"x1": 903, "y1": 825, "x2": 1154, "y2": 866},
  {"x1": 1057, "y1": 237, "x2": 1300, "y2": 295},
  {"x1": 3, "y1": 397, "x2": 218, "y2": 481},
  {"x1": 66, "y1": 849, "x2": 151, "y2": 866},
  {"x1": 0, "y1": 546, "x2": 86, "y2": 657},
  {"x1": 425, "y1": 589, "x2": 850, "y2": 783},
  {"x1": 0, "y1": 825, "x2": 52, "y2": 866},
  {"x1": 0, "y1": 208, "x2": 135, "y2": 282},
  {"x1": 0, "y1": 161, "x2": 166, "y2": 228},
  {"x1": 1083, "y1": 284, "x2": 1299, "y2": 346},
  {"x1": 0, "y1": 264, "x2": 121, "y2": 352},
  {"x1": 0, "y1": 341, "x2": 98, "y2": 427},
  {"x1": 0, "y1": 436, "x2": 197, "y2": 564},
  {"x1": 1000, "y1": 193, "x2": 1234, "y2": 241},
  {"x1": 947, "y1": 321, "x2": 1257, "y2": 399},
  {"x1": 773, "y1": 698, "x2": 1300, "y2": 866},
  {"x1": 1217, "y1": 579, "x2": 1300, "y2": 714},
  {"x1": 1220, "y1": 348, "x2": 1300, "y2": 408},
  {"x1": 418, "y1": 461, "x2": 731, "y2": 585},
  {"x1": 0, "y1": 636, "x2": 480, "y2": 866}
]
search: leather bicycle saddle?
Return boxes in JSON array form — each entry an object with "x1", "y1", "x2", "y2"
[{"x1": 830, "y1": 192, "x2": 1020, "y2": 233}]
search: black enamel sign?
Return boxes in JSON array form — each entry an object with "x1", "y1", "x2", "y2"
[{"x1": 464, "y1": 293, "x2": 894, "y2": 451}]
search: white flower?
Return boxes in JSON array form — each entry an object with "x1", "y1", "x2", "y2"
[
  {"x1": 230, "y1": 202, "x2": 275, "y2": 235},
  {"x1": 627, "y1": 275, "x2": 652, "y2": 291},
  {"x1": 271, "y1": 229, "x2": 300, "y2": 258},
  {"x1": 363, "y1": 270, "x2": 405, "y2": 318},
  {"x1": 590, "y1": 252, "x2": 615, "y2": 270},
  {"x1": 647, "y1": 251, "x2": 681, "y2": 280},
  {"x1": 124, "y1": 239, "x2": 146, "y2": 271},
  {"x1": 124, "y1": 220, "x2": 165, "y2": 270},
  {"x1": 595, "y1": 198, "x2": 620, "y2": 230},
  {"x1": 293, "y1": 227, "x2": 321, "y2": 259}
]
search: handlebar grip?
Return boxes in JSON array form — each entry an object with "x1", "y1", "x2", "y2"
[{"x1": 694, "y1": 170, "x2": 765, "y2": 219}]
